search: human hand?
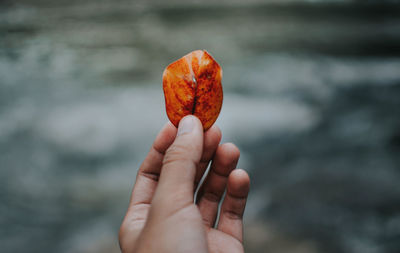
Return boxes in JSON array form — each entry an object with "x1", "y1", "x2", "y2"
[{"x1": 119, "y1": 115, "x2": 250, "y2": 253}]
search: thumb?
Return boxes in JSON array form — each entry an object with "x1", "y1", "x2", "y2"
[{"x1": 154, "y1": 115, "x2": 204, "y2": 205}]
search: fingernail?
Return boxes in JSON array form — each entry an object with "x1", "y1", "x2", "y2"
[{"x1": 177, "y1": 116, "x2": 194, "y2": 136}]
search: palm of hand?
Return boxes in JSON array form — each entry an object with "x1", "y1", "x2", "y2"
[{"x1": 119, "y1": 118, "x2": 250, "y2": 253}]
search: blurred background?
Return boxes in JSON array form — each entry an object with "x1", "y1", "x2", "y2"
[{"x1": 1, "y1": 0, "x2": 400, "y2": 252}]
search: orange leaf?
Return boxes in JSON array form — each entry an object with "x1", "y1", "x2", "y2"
[{"x1": 163, "y1": 50, "x2": 223, "y2": 131}]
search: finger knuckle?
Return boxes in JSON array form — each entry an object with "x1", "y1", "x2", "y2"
[
  {"x1": 163, "y1": 143, "x2": 193, "y2": 166},
  {"x1": 223, "y1": 209, "x2": 243, "y2": 220}
]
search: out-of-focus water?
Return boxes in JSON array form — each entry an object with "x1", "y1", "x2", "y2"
[{"x1": 1, "y1": 1, "x2": 400, "y2": 253}]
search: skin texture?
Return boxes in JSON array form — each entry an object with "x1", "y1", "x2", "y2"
[
  {"x1": 163, "y1": 50, "x2": 223, "y2": 130},
  {"x1": 119, "y1": 115, "x2": 250, "y2": 253}
]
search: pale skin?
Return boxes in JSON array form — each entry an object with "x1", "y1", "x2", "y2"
[{"x1": 119, "y1": 115, "x2": 250, "y2": 253}]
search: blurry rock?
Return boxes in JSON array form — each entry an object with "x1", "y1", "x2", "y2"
[{"x1": 250, "y1": 84, "x2": 400, "y2": 253}]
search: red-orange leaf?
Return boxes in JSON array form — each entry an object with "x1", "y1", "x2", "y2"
[{"x1": 162, "y1": 50, "x2": 223, "y2": 130}]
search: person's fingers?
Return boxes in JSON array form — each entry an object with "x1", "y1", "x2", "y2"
[
  {"x1": 217, "y1": 169, "x2": 250, "y2": 243},
  {"x1": 197, "y1": 143, "x2": 240, "y2": 227},
  {"x1": 129, "y1": 122, "x2": 177, "y2": 207},
  {"x1": 194, "y1": 125, "x2": 221, "y2": 191},
  {"x1": 151, "y1": 115, "x2": 204, "y2": 215},
  {"x1": 120, "y1": 122, "x2": 177, "y2": 252}
]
